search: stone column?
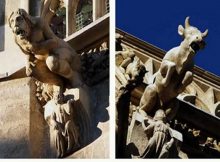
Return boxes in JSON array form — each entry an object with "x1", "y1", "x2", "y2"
[
  {"x1": 93, "y1": 0, "x2": 106, "y2": 21},
  {"x1": 29, "y1": 0, "x2": 41, "y2": 16},
  {"x1": 66, "y1": 0, "x2": 79, "y2": 37}
]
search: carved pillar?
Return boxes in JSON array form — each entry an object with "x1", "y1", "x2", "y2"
[
  {"x1": 66, "y1": 0, "x2": 79, "y2": 37},
  {"x1": 92, "y1": 0, "x2": 106, "y2": 21},
  {"x1": 29, "y1": 0, "x2": 41, "y2": 16}
]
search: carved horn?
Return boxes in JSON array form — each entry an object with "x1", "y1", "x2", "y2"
[
  {"x1": 202, "y1": 29, "x2": 208, "y2": 38},
  {"x1": 185, "y1": 16, "x2": 190, "y2": 28}
]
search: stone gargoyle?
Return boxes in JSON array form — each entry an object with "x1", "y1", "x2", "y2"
[
  {"x1": 139, "y1": 17, "x2": 208, "y2": 116},
  {"x1": 8, "y1": 0, "x2": 82, "y2": 102}
]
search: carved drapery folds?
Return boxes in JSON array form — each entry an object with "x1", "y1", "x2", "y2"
[
  {"x1": 34, "y1": 76, "x2": 90, "y2": 158},
  {"x1": 139, "y1": 109, "x2": 181, "y2": 158},
  {"x1": 44, "y1": 93, "x2": 80, "y2": 157}
]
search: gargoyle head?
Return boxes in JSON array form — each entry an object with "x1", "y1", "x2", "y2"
[
  {"x1": 153, "y1": 109, "x2": 167, "y2": 122},
  {"x1": 178, "y1": 17, "x2": 208, "y2": 53},
  {"x1": 8, "y1": 9, "x2": 35, "y2": 40}
]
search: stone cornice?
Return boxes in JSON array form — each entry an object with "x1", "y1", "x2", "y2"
[{"x1": 66, "y1": 14, "x2": 109, "y2": 53}]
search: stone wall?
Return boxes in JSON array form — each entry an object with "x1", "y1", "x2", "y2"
[
  {"x1": 0, "y1": 77, "x2": 50, "y2": 158},
  {"x1": 68, "y1": 79, "x2": 109, "y2": 158},
  {"x1": 0, "y1": 76, "x2": 109, "y2": 158}
]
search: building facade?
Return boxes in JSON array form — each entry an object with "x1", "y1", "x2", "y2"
[
  {"x1": 116, "y1": 29, "x2": 220, "y2": 158},
  {"x1": 0, "y1": 0, "x2": 109, "y2": 158}
]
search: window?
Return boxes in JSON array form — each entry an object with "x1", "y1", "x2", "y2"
[
  {"x1": 105, "y1": 0, "x2": 109, "y2": 13},
  {"x1": 76, "y1": 0, "x2": 93, "y2": 31}
]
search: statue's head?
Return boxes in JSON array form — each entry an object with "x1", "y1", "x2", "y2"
[
  {"x1": 178, "y1": 17, "x2": 208, "y2": 53},
  {"x1": 8, "y1": 9, "x2": 34, "y2": 40},
  {"x1": 153, "y1": 109, "x2": 166, "y2": 122}
]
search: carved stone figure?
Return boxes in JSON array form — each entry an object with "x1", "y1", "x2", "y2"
[
  {"x1": 35, "y1": 81, "x2": 54, "y2": 106},
  {"x1": 139, "y1": 17, "x2": 208, "y2": 115},
  {"x1": 125, "y1": 56, "x2": 143, "y2": 81},
  {"x1": 140, "y1": 109, "x2": 176, "y2": 158},
  {"x1": 115, "y1": 40, "x2": 144, "y2": 88},
  {"x1": 44, "y1": 91, "x2": 80, "y2": 157},
  {"x1": 5, "y1": 0, "x2": 109, "y2": 159},
  {"x1": 8, "y1": 0, "x2": 82, "y2": 102},
  {"x1": 63, "y1": 98, "x2": 80, "y2": 153}
]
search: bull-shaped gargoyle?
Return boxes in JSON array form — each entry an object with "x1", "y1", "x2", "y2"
[{"x1": 139, "y1": 17, "x2": 208, "y2": 116}]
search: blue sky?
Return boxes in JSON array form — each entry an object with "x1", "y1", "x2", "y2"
[{"x1": 116, "y1": 0, "x2": 220, "y2": 76}]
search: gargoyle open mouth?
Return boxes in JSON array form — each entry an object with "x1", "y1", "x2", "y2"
[
  {"x1": 190, "y1": 42, "x2": 200, "y2": 53},
  {"x1": 15, "y1": 28, "x2": 26, "y2": 37}
]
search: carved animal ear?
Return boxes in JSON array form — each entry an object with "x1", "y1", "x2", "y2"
[{"x1": 178, "y1": 25, "x2": 185, "y2": 36}]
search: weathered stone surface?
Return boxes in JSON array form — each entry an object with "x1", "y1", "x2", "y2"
[
  {"x1": 67, "y1": 117, "x2": 109, "y2": 158},
  {"x1": 126, "y1": 113, "x2": 148, "y2": 157},
  {"x1": 0, "y1": 77, "x2": 50, "y2": 158},
  {"x1": 116, "y1": 26, "x2": 220, "y2": 158},
  {"x1": 0, "y1": 78, "x2": 31, "y2": 158},
  {"x1": 67, "y1": 79, "x2": 109, "y2": 158},
  {"x1": 0, "y1": 0, "x2": 109, "y2": 158}
]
